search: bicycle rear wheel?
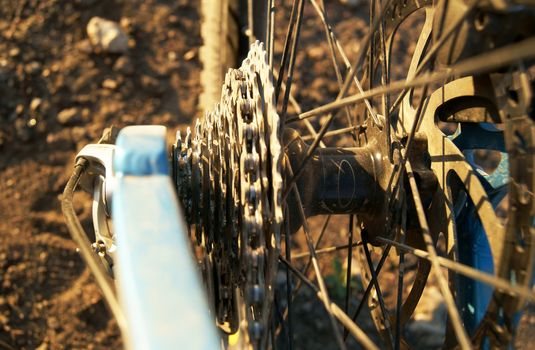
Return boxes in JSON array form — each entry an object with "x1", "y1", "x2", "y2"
[{"x1": 191, "y1": 0, "x2": 535, "y2": 349}]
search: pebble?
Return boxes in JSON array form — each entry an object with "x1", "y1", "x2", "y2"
[
  {"x1": 30, "y1": 98, "x2": 42, "y2": 112},
  {"x1": 9, "y1": 47, "x2": 20, "y2": 57},
  {"x1": 168, "y1": 15, "x2": 179, "y2": 25},
  {"x1": 87, "y1": 17, "x2": 129, "y2": 54},
  {"x1": 15, "y1": 104, "x2": 24, "y2": 116},
  {"x1": 120, "y1": 17, "x2": 134, "y2": 33},
  {"x1": 75, "y1": 39, "x2": 93, "y2": 54},
  {"x1": 57, "y1": 107, "x2": 80, "y2": 125},
  {"x1": 25, "y1": 61, "x2": 42, "y2": 75},
  {"x1": 102, "y1": 78, "x2": 119, "y2": 90},
  {"x1": 168, "y1": 51, "x2": 177, "y2": 61},
  {"x1": 113, "y1": 56, "x2": 134, "y2": 75},
  {"x1": 183, "y1": 49, "x2": 196, "y2": 61}
]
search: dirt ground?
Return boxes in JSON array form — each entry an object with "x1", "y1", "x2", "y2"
[
  {"x1": 0, "y1": 0, "x2": 200, "y2": 348},
  {"x1": 0, "y1": 0, "x2": 533, "y2": 349}
]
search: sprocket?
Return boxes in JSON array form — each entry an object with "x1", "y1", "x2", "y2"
[{"x1": 173, "y1": 41, "x2": 283, "y2": 347}]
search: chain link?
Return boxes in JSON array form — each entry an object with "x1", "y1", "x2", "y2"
[{"x1": 173, "y1": 41, "x2": 283, "y2": 348}]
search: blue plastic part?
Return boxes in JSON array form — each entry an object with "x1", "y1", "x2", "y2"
[
  {"x1": 452, "y1": 123, "x2": 505, "y2": 152},
  {"x1": 451, "y1": 123, "x2": 508, "y2": 336},
  {"x1": 456, "y1": 201, "x2": 494, "y2": 335},
  {"x1": 114, "y1": 125, "x2": 169, "y2": 176},
  {"x1": 112, "y1": 126, "x2": 219, "y2": 350}
]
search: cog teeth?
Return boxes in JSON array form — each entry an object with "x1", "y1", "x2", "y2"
[
  {"x1": 186, "y1": 126, "x2": 191, "y2": 146},
  {"x1": 173, "y1": 43, "x2": 283, "y2": 341}
]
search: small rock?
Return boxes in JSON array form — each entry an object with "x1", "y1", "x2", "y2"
[
  {"x1": 15, "y1": 104, "x2": 24, "y2": 116},
  {"x1": 30, "y1": 98, "x2": 42, "y2": 112},
  {"x1": 184, "y1": 49, "x2": 196, "y2": 61},
  {"x1": 57, "y1": 107, "x2": 80, "y2": 125},
  {"x1": 75, "y1": 39, "x2": 93, "y2": 54},
  {"x1": 113, "y1": 56, "x2": 134, "y2": 75},
  {"x1": 36, "y1": 341, "x2": 48, "y2": 350},
  {"x1": 168, "y1": 51, "x2": 177, "y2": 61},
  {"x1": 120, "y1": 17, "x2": 134, "y2": 33},
  {"x1": 87, "y1": 17, "x2": 129, "y2": 54},
  {"x1": 9, "y1": 47, "x2": 20, "y2": 57},
  {"x1": 102, "y1": 78, "x2": 119, "y2": 90},
  {"x1": 25, "y1": 61, "x2": 42, "y2": 75},
  {"x1": 168, "y1": 15, "x2": 179, "y2": 25},
  {"x1": 81, "y1": 108, "x2": 91, "y2": 120}
]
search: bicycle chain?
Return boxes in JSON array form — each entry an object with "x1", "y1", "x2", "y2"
[{"x1": 174, "y1": 41, "x2": 283, "y2": 347}]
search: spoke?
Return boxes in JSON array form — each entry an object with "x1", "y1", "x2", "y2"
[
  {"x1": 281, "y1": 0, "x2": 394, "y2": 203},
  {"x1": 284, "y1": 206, "x2": 294, "y2": 350},
  {"x1": 276, "y1": 215, "x2": 332, "y2": 337},
  {"x1": 279, "y1": 255, "x2": 379, "y2": 350},
  {"x1": 345, "y1": 215, "x2": 354, "y2": 314},
  {"x1": 313, "y1": 0, "x2": 353, "y2": 127},
  {"x1": 280, "y1": 0, "x2": 306, "y2": 125},
  {"x1": 405, "y1": 159, "x2": 472, "y2": 349},
  {"x1": 274, "y1": 295, "x2": 287, "y2": 345},
  {"x1": 301, "y1": 125, "x2": 364, "y2": 142},
  {"x1": 394, "y1": 251, "x2": 405, "y2": 350},
  {"x1": 275, "y1": 0, "x2": 300, "y2": 102},
  {"x1": 386, "y1": 84, "x2": 429, "y2": 217},
  {"x1": 292, "y1": 241, "x2": 362, "y2": 259},
  {"x1": 308, "y1": 0, "x2": 378, "y2": 123},
  {"x1": 286, "y1": 160, "x2": 347, "y2": 350},
  {"x1": 271, "y1": 306, "x2": 277, "y2": 350},
  {"x1": 288, "y1": 37, "x2": 535, "y2": 123},
  {"x1": 247, "y1": 0, "x2": 255, "y2": 44},
  {"x1": 394, "y1": 193, "x2": 407, "y2": 350},
  {"x1": 272, "y1": 68, "x2": 326, "y2": 148},
  {"x1": 267, "y1": 0, "x2": 275, "y2": 68},
  {"x1": 344, "y1": 244, "x2": 392, "y2": 340},
  {"x1": 290, "y1": 215, "x2": 331, "y2": 296},
  {"x1": 376, "y1": 236, "x2": 535, "y2": 303},
  {"x1": 377, "y1": 0, "x2": 391, "y2": 155},
  {"x1": 362, "y1": 235, "x2": 395, "y2": 347}
]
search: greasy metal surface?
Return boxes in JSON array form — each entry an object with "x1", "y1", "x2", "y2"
[
  {"x1": 283, "y1": 128, "x2": 381, "y2": 218},
  {"x1": 174, "y1": 42, "x2": 283, "y2": 348}
]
